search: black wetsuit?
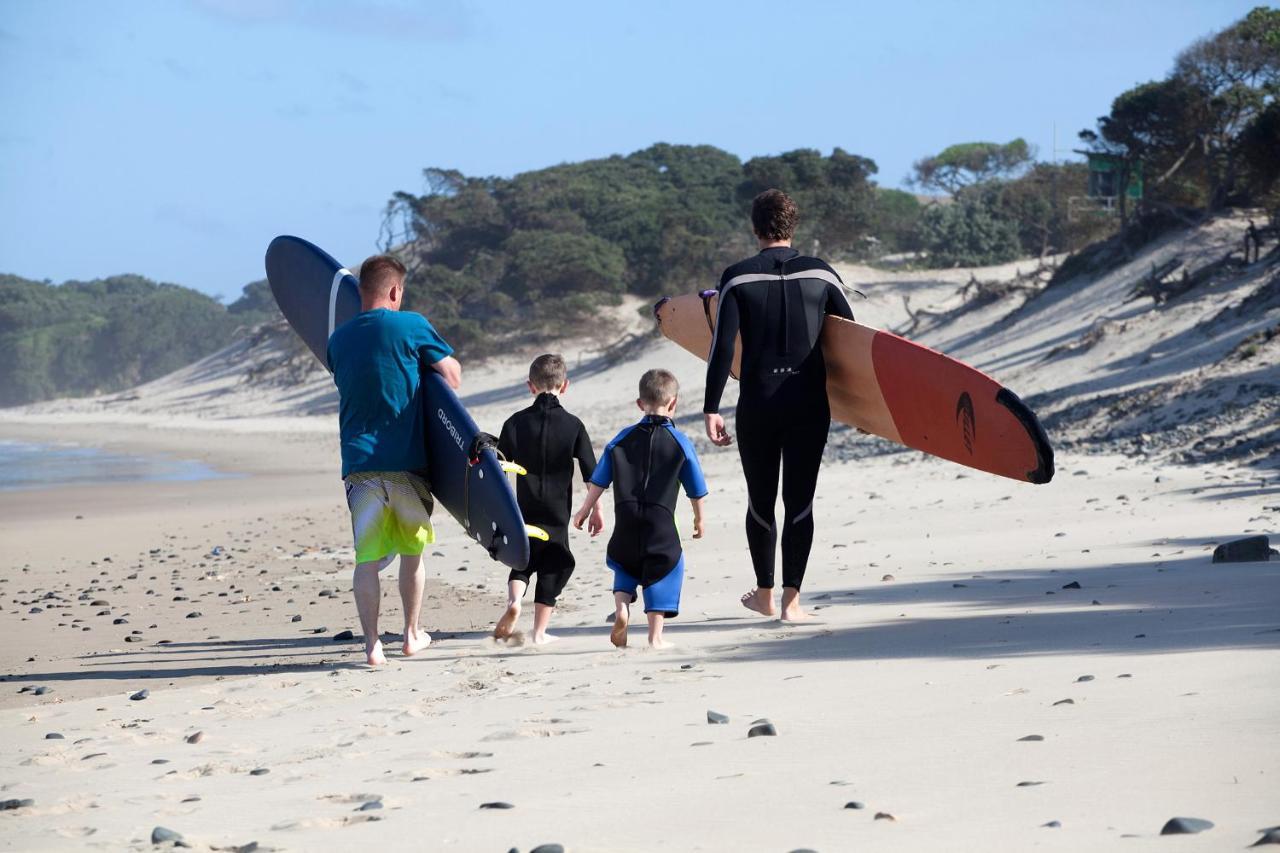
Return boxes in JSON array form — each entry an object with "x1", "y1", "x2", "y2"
[
  {"x1": 704, "y1": 246, "x2": 854, "y2": 591},
  {"x1": 497, "y1": 393, "x2": 597, "y2": 606}
]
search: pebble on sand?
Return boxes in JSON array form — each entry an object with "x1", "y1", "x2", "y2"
[
  {"x1": 130, "y1": 689, "x2": 150, "y2": 701},
  {"x1": 874, "y1": 811, "x2": 897, "y2": 821},
  {"x1": 0, "y1": 799, "x2": 35, "y2": 811},
  {"x1": 1052, "y1": 698, "x2": 1074, "y2": 706},
  {"x1": 844, "y1": 801, "x2": 865, "y2": 810},
  {"x1": 333, "y1": 630, "x2": 355, "y2": 641},
  {"x1": 1062, "y1": 581, "x2": 1081, "y2": 589},
  {"x1": 480, "y1": 802, "x2": 515, "y2": 809},
  {"x1": 45, "y1": 732, "x2": 64, "y2": 739},
  {"x1": 1075, "y1": 675, "x2": 1094, "y2": 682},
  {"x1": 185, "y1": 731, "x2": 204, "y2": 744},
  {"x1": 707, "y1": 710, "x2": 729, "y2": 724},
  {"x1": 249, "y1": 768, "x2": 270, "y2": 776},
  {"x1": 1160, "y1": 817, "x2": 1214, "y2": 835},
  {"x1": 1017, "y1": 735, "x2": 1045, "y2": 741},
  {"x1": 747, "y1": 722, "x2": 777, "y2": 738},
  {"x1": 1016, "y1": 781, "x2": 1046, "y2": 787},
  {"x1": 356, "y1": 801, "x2": 383, "y2": 812},
  {"x1": 150, "y1": 826, "x2": 189, "y2": 846},
  {"x1": 1251, "y1": 828, "x2": 1280, "y2": 846},
  {"x1": 1042, "y1": 821, "x2": 1061, "y2": 828},
  {"x1": 530, "y1": 845, "x2": 566, "y2": 853}
]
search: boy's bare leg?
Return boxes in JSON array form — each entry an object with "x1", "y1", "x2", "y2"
[
  {"x1": 353, "y1": 559, "x2": 388, "y2": 665},
  {"x1": 531, "y1": 603, "x2": 557, "y2": 644},
  {"x1": 399, "y1": 554, "x2": 431, "y2": 655},
  {"x1": 647, "y1": 612, "x2": 668, "y2": 649},
  {"x1": 740, "y1": 587, "x2": 777, "y2": 616},
  {"x1": 779, "y1": 587, "x2": 811, "y2": 622},
  {"x1": 610, "y1": 592, "x2": 630, "y2": 648},
  {"x1": 494, "y1": 579, "x2": 526, "y2": 639}
]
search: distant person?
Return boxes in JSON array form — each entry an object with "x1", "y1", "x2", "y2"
[
  {"x1": 573, "y1": 369, "x2": 707, "y2": 648},
  {"x1": 492, "y1": 353, "x2": 603, "y2": 644},
  {"x1": 326, "y1": 255, "x2": 462, "y2": 666},
  {"x1": 703, "y1": 189, "x2": 854, "y2": 621}
]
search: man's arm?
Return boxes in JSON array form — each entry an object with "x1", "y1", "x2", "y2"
[
  {"x1": 431, "y1": 356, "x2": 462, "y2": 389},
  {"x1": 703, "y1": 286, "x2": 739, "y2": 447}
]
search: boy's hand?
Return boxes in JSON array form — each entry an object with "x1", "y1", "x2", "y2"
[
  {"x1": 588, "y1": 504, "x2": 605, "y2": 537},
  {"x1": 704, "y1": 413, "x2": 732, "y2": 446},
  {"x1": 692, "y1": 514, "x2": 705, "y2": 539},
  {"x1": 572, "y1": 507, "x2": 588, "y2": 531}
]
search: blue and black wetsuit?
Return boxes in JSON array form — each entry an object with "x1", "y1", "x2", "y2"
[
  {"x1": 591, "y1": 415, "x2": 708, "y2": 616},
  {"x1": 704, "y1": 246, "x2": 854, "y2": 592}
]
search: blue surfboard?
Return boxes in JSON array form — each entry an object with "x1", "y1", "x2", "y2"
[{"x1": 264, "y1": 235, "x2": 531, "y2": 571}]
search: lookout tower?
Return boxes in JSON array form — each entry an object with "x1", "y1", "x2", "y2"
[{"x1": 1069, "y1": 151, "x2": 1143, "y2": 220}]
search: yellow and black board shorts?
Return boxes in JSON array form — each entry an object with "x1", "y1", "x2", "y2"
[{"x1": 343, "y1": 471, "x2": 435, "y2": 564}]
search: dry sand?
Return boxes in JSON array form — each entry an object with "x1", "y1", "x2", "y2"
[{"x1": 2, "y1": 224, "x2": 1278, "y2": 850}]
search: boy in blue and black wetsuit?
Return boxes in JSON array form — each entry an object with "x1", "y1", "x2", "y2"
[{"x1": 573, "y1": 369, "x2": 708, "y2": 649}]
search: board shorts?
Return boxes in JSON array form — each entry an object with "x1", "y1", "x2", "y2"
[
  {"x1": 609, "y1": 555, "x2": 684, "y2": 618},
  {"x1": 344, "y1": 471, "x2": 435, "y2": 564}
]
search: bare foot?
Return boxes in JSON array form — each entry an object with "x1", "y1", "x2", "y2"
[
  {"x1": 647, "y1": 638, "x2": 674, "y2": 650},
  {"x1": 610, "y1": 610, "x2": 629, "y2": 648},
  {"x1": 740, "y1": 589, "x2": 776, "y2": 617},
  {"x1": 366, "y1": 640, "x2": 387, "y2": 666},
  {"x1": 530, "y1": 632, "x2": 559, "y2": 646},
  {"x1": 780, "y1": 607, "x2": 813, "y2": 622},
  {"x1": 493, "y1": 604, "x2": 520, "y2": 640},
  {"x1": 402, "y1": 630, "x2": 432, "y2": 656}
]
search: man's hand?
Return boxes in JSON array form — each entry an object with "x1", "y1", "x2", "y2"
[
  {"x1": 431, "y1": 356, "x2": 462, "y2": 390},
  {"x1": 588, "y1": 504, "x2": 605, "y2": 537},
  {"x1": 704, "y1": 413, "x2": 732, "y2": 447}
]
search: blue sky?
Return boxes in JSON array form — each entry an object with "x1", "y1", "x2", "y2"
[{"x1": 0, "y1": 0, "x2": 1259, "y2": 300}]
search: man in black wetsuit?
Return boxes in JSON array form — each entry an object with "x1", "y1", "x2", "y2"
[{"x1": 703, "y1": 189, "x2": 855, "y2": 621}]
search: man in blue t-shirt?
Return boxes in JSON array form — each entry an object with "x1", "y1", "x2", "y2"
[{"x1": 326, "y1": 254, "x2": 461, "y2": 666}]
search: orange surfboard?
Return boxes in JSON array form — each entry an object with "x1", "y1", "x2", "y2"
[{"x1": 655, "y1": 292, "x2": 1054, "y2": 484}]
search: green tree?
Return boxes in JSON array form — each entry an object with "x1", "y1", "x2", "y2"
[
  {"x1": 916, "y1": 195, "x2": 1022, "y2": 267},
  {"x1": 909, "y1": 139, "x2": 1034, "y2": 196}
]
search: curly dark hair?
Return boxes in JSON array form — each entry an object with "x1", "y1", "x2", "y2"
[{"x1": 750, "y1": 189, "x2": 798, "y2": 241}]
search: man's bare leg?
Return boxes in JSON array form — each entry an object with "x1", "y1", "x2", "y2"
[
  {"x1": 353, "y1": 558, "x2": 389, "y2": 665},
  {"x1": 780, "y1": 586, "x2": 811, "y2": 622},
  {"x1": 610, "y1": 592, "x2": 630, "y2": 648},
  {"x1": 647, "y1": 612, "x2": 668, "y2": 648},
  {"x1": 399, "y1": 553, "x2": 431, "y2": 655},
  {"x1": 531, "y1": 603, "x2": 557, "y2": 645},
  {"x1": 494, "y1": 579, "x2": 526, "y2": 639},
  {"x1": 740, "y1": 587, "x2": 777, "y2": 616}
]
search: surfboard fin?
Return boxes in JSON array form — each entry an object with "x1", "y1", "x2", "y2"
[
  {"x1": 525, "y1": 525, "x2": 550, "y2": 541},
  {"x1": 500, "y1": 461, "x2": 528, "y2": 476}
]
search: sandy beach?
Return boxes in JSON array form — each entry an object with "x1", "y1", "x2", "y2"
[{"x1": 2, "y1": 311, "x2": 1278, "y2": 850}]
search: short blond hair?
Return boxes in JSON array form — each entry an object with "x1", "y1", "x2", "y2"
[
  {"x1": 529, "y1": 353, "x2": 567, "y2": 392},
  {"x1": 638, "y1": 368, "x2": 679, "y2": 408}
]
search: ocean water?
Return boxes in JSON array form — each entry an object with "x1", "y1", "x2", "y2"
[{"x1": 0, "y1": 439, "x2": 230, "y2": 492}]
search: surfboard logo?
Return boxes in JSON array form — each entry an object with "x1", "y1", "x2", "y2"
[
  {"x1": 438, "y1": 408, "x2": 465, "y2": 451},
  {"x1": 956, "y1": 392, "x2": 976, "y2": 454}
]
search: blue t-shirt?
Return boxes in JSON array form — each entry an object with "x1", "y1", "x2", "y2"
[{"x1": 326, "y1": 309, "x2": 453, "y2": 478}]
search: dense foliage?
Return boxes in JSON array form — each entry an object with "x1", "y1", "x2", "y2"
[
  {"x1": 0, "y1": 274, "x2": 273, "y2": 406},
  {"x1": 1080, "y1": 5, "x2": 1280, "y2": 217},
  {"x1": 383, "y1": 143, "x2": 896, "y2": 355}
]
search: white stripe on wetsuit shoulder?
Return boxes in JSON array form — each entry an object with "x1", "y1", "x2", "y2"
[
  {"x1": 712, "y1": 268, "x2": 850, "y2": 352},
  {"x1": 328, "y1": 268, "x2": 353, "y2": 340}
]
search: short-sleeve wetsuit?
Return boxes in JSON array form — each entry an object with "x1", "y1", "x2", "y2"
[
  {"x1": 703, "y1": 246, "x2": 854, "y2": 591},
  {"x1": 497, "y1": 392, "x2": 597, "y2": 607},
  {"x1": 591, "y1": 415, "x2": 708, "y2": 616}
]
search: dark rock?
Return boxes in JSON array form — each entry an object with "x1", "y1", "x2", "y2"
[
  {"x1": 312, "y1": 627, "x2": 327, "y2": 634},
  {"x1": 152, "y1": 759, "x2": 170, "y2": 765},
  {"x1": 844, "y1": 801, "x2": 865, "y2": 809},
  {"x1": 1062, "y1": 581, "x2": 1081, "y2": 590},
  {"x1": 707, "y1": 710, "x2": 729, "y2": 724},
  {"x1": 1016, "y1": 781, "x2": 1045, "y2": 787},
  {"x1": 150, "y1": 826, "x2": 187, "y2": 845},
  {"x1": 1212, "y1": 535, "x2": 1274, "y2": 564},
  {"x1": 1052, "y1": 698, "x2": 1074, "y2": 706},
  {"x1": 1075, "y1": 675, "x2": 1094, "y2": 682},
  {"x1": 356, "y1": 801, "x2": 382, "y2": 812},
  {"x1": 0, "y1": 799, "x2": 34, "y2": 810},
  {"x1": 235, "y1": 843, "x2": 259, "y2": 853},
  {"x1": 747, "y1": 722, "x2": 777, "y2": 738},
  {"x1": 249, "y1": 768, "x2": 269, "y2": 776},
  {"x1": 1042, "y1": 821, "x2": 1061, "y2": 828},
  {"x1": 113, "y1": 618, "x2": 128, "y2": 624},
  {"x1": 1017, "y1": 735, "x2": 1045, "y2": 741},
  {"x1": 33, "y1": 686, "x2": 50, "y2": 696},
  {"x1": 874, "y1": 811, "x2": 896, "y2": 821},
  {"x1": 181, "y1": 796, "x2": 199, "y2": 802},
  {"x1": 45, "y1": 732, "x2": 64, "y2": 739},
  {"x1": 530, "y1": 846, "x2": 565, "y2": 853},
  {"x1": 333, "y1": 630, "x2": 354, "y2": 641},
  {"x1": 185, "y1": 731, "x2": 204, "y2": 744},
  {"x1": 479, "y1": 801, "x2": 514, "y2": 809},
  {"x1": 125, "y1": 635, "x2": 143, "y2": 643},
  {"x1": 186, "y1": 612, "x2": 201, "y2": 619},
  {"x1": 1160, "y1": 817, "x2": 1214, "y2": 835},
  {"x1": 1252, "y1": 829, "x2": 1280, "y2": 846},
  {"x1": 130, "y1": 689, "x2": 150, "y2": 701},
  {"x1": 91, "y1": 599, "x2": 109, "y2": 606},
  {"x1": 291, "y1": 615, "x2": 302, "y2": 623}
]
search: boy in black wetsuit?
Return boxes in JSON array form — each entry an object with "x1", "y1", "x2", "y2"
[
  {"x1": 573, "y1": 369, "x2": 708, "y2": 649},
  {"x1": 493, "y1": 354, "x2": 602, "y2": 644}
]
